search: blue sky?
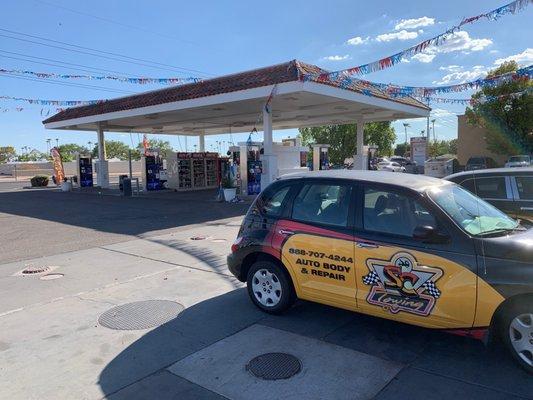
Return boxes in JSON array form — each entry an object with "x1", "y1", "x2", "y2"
[{"x1": 1, "y1": 0, "x2": 532, "y2": 154}]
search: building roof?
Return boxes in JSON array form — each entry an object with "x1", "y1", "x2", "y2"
[
  {"x1": 43, "y1": 60, "x2": 428, "y2": 125},
  {"x1": 278, "y1": 169, "x2": 452, "y2": 192}
]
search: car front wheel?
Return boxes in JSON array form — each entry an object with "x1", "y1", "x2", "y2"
[
  {"x1": 500, "y1": 302, "x2": 533, "y2": 374},
  {"x1": 246, "y1": 261, "x2": 295, "y2": 314}
]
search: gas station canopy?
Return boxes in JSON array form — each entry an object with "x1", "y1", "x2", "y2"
[{"x1": 43, "y1": 60, "x2": 429, "y2": 135}]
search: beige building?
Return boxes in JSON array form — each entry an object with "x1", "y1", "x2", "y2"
[{"x1": 457, "y1": 114, "x2": 507, "y2": 166}]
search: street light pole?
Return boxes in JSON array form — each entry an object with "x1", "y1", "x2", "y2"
[
  {"x1": 431, "y1": 119, "x2": 436, "y2": 142},
  {"x1": 402, "y1": 123, "x2": 410, "y2": 144}
]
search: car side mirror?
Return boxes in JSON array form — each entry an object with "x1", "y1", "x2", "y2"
[{"x1": 413, "y1": 225, "x2": 449, "y2": 244}]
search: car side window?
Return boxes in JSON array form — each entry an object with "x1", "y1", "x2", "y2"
[
  {"x1": 515, "y1": 176, "x2": 533, "y2": 200},
  {"x1": 459, "y1": 178, "x2": 476, "y2": 194},
  {"x1": 363, "y1": 187, "x2": 436, "y2": 237},
  {"x1": 474, "y1": 177, "x2": 507, "y2": 199},
  {"x1": 256, "y1": 185, "x2": 291, "y2": 217},
  {"x1": 292, "y1": 183, "x2": 352, "y2": 227}
]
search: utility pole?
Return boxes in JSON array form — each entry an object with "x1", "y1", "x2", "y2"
[
  {"x1": 402, "y1": 123, "x2": 410, "y2": 144},
  {"x1": 431, "y1": 119, "x2": 436, "y2": 142},
  {"x1": 55, "y1": 138, "x2": 59, "y2": 147}
]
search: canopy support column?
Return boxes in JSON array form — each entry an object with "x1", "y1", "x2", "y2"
[
  {"x1": 354, "y1": 117, "x2": 367, "y2": 170},
  {"x1": 198, "y1": 133, "x2": 205, "y2": 152},
  {"x1": 96, "y1": 123, "x2": 109, "y2": 188},
  {"x1": 261, "y1": 106, "x2": 277, "y2": 191}
]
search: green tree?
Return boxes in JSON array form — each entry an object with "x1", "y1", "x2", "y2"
[
  {"x1": 394, "y1": 143, "x2": 410, "y2": 157},
  {"x1": 91, "y1": 140, "x2": 132, "y2": 160},
  {"x1": 57, "y1": 143, "x2": 89, "y2": 162},
  {"x1": 0, "y1": 146, "x2": 16, "y2": 163},
  {"x1": 299, "y1": 122, "x2": 396, "y2": 165},
  {"x1": 17, "y1": 150, "x2": 47, "y2": 162},
  {"x1": 465, "y1": 61, "x2": 532, "y2": 155},
  {"x1": 448, "y1": 138, "x2": 458, "y2": 154}
]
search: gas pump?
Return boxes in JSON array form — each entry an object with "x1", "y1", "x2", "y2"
[
  {"x1": 238, "y1": 142, "x2": 262, "y2": 195},
  {"x1": 76, "y1": 153, "x2": 93, "y2": 187},
  {"x1": 141, "y1": 153, "x2": 164, "y2": 191},
  {"x1": 311, "y1": 144, "x2": 330, "y2": 171}
]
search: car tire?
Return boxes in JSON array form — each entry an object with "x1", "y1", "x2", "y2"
[
  {"x1": 499, "y1": 302, "x2": 533, "y2": 374},
  {"x1": 246, "y1": 260, "x2": 295, "y2": 315}
]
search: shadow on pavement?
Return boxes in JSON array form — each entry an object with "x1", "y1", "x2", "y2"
[
  {"x1": 98, "y1": 290, "x2": 533, "y2": 400},
  {"x1": 0, "y1": 189, "x2": 248, "y2": 237}
]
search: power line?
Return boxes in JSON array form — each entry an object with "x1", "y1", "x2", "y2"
[
  {"x1": 0, "y1": 73, "x2": 136, "y2": 95},
  {"x1": 0, "y1": 50, "x2": 144, "y2": 78},
  {"x1": 32, "y1": 0, "x2": 200, "y2": 46},
  {"x1": 0, "y1": 28, "x2": 213, "y2": 76}
]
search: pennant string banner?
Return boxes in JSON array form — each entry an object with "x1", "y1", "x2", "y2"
[
  {"x1": 319, "y1": 0, "x2": 531, "y2": 79},
  {"x1": 422, "y1": 88, "x2": 532, "y2": 105},
  {"x1": 0, "y1": 68, "x2": 202, "y2": 85},
  {"x1": 0, "y1": 95, "x2": 102, "y2": 106},
  {"x1": 304, "y1": 65, "x2": 532, "y2": 98}
]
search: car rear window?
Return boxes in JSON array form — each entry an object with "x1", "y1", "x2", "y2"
[{"x1": 292, "y1": 183, "x2": 351, "y2": 227}]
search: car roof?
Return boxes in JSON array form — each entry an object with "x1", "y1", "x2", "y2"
[
  {"x1": 445, "y1": 167, "x2": 533, "y2": 181},
  {"x1": 278, "y1": 170, "x2": 452, "y2": 192}
]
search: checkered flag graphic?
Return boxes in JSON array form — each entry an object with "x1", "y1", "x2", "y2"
[
  {"x1": 362, "y1": 271, "x2": 379, "y2": 286},
  {"x1": 422, "y1": 281, "x2": 441, "y2": 298}
]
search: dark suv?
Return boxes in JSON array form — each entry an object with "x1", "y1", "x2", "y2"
[
  {"x1": 228, "y1": 170, "x2": 533, "y2": 372},
  {"x1": 446, "y1": 167, "x2": 533, "y2": 223},
  {"x1": 465, "y1": 156, "x2": 498, "y2": 171}
]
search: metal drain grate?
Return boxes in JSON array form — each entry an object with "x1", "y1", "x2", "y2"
[
  {"x1": 98, "y1": 300, "x2": 184, "y2": 330},
  {"x1": 246, "y1": 353, "x2": 302, "y2": 380},
  {"x1": 21, "y1": 265, "x2": 50, "y2": 275}
]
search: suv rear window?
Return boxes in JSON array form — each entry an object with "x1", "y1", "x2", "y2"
[
  {"x1": 256, "y1": 185, "x2": 291, "y2": 217},
  {"x1": 292, "y1": 183, "x2": 351, "y2": 227}
]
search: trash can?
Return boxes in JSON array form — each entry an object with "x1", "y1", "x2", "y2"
[
  {"x1": 122, "y1": 177, "x2": 132, "y2": 197},
  {"x1": 119, "y1": 174, "x2": 128, "y2": 191}
]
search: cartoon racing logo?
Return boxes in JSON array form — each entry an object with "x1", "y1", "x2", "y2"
[{"x1": 362, "y1": 252, "x2": 443, "y2": 316}]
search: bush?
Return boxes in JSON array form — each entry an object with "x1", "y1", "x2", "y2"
[
  {"x1": 30, "y1": 175, "x2": 49, "y2": 187},
  {"x1": 221, "y1": 176, "x2": 235, "y2": 188}
]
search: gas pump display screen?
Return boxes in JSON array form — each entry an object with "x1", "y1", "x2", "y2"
[{"x1": 79, "y1": 157, "x2": 93, "y2": 187}]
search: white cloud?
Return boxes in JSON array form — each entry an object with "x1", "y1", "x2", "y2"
[
  {"x1": 433, "y1": 65, "x2": 488, "y2": 85},
  {"x1": 436, "y1": 31, "x2": 492, "y2": 53},
  {"x1": 494, "y1": 48, "x2": 533, "y2": 66},
  {"x1": 411, "y1": 53, "x2": 436, "y2": 63},
  {"x1": 394, "y1": 17, "x2": 435, "y2": 30},
  {"x1": 431, "y1": 108, "x2": 456, "y2": 118},
  {"x1": 376, "y1": 30, "x2": 419, "y2": 42},
  {"x1": 439, "y1": 65, "x2": 461, "y2": 72},
  {"x1": 321, "y1": 54, "x2": 350, "y2": 61},
  {"x1": 346, "y1": 36, "x2": 368, "y2": 46}
]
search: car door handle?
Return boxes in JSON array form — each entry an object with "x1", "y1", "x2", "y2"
[
  {"x1": 356, "y1": 242, "x2": 379, "y2": 249},
  {"x1": 520, "y1": 207, "x2": 533, "y2": 211},
  {"x1": 278, "y1": 229, "x2": 295, "y2": 236}
]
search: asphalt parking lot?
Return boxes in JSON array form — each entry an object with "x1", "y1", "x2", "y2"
[{"x1": 0, "y1": 183, "x2": 531, "y2": 400}]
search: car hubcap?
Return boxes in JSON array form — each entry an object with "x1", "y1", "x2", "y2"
[
  {"x1": 509, "y1": 313, "x2": 533, "y2": 367},
  {"x1": 252, "y1": 269, "x2": 282, "y2": 307}
]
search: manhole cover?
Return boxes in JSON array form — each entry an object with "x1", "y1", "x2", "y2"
[
  {"x1": 21, "y1": 265, "x2": 50, "y2": 275},
  {"x1": 246, "y1": 353, "x2": 301, "y2": 380},
  {"x1": 211, "y1": 239, "x2": 226, "y2": 243},
  {"x1": 98, "y1": 300, "x2": 184, "y2": 330},
  {"x1": 40, "y1": 273, "x2": 64, "y2": 280}
]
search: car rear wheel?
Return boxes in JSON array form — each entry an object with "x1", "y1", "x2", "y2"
[
  {"x1": 500, "y1": 303, "x2": 533, "y2": 374},
  {"x1": 246, "y1": 261, "x2": 295, "y2": 314}
]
